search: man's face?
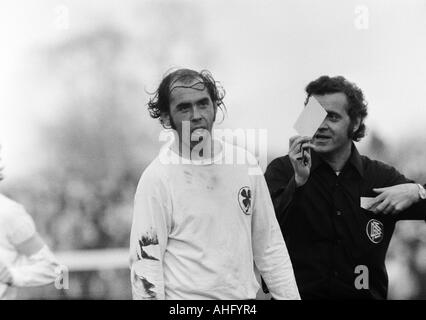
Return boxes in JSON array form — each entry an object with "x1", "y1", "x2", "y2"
[
  {"x1": 312, "y1": 92, "x2": 356, "y2": 155},
  {"x1": 167, "y1": 79, "x2": 216, "y2": 148}
]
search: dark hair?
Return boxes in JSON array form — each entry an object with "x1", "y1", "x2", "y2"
[
  {"x1": 305, "y1": 75, "x2": 368, "y2": 141},
  {"x1": 147, "y1": 68, "x2": 226, "y2": 128}
]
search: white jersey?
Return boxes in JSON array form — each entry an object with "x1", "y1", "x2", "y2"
[
  {"x1": 130, "y1": 140, "x2": 300, "y2": 300},
  {"x1": 0, "y1": 194, "x2": 36, "y2": 299}
]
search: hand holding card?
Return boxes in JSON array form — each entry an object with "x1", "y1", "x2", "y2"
[
  {"x1": 293, "y1": 96, "x2": 327, "y2": 164},
  {"x1": 293, "y1": 96, "x2": 327, "y2": 137}
]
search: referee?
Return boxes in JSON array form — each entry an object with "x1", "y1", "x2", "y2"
[{"x1": 265, "y1": 75, "x2": 426, "y2": 299}]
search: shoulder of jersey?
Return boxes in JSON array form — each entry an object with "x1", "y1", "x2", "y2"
[
  {"x1": 0, "y1": 193, "x2": 27, "y2": 219},
  {"x1": 224, "y1": 142, "x2": 258, "y2": 166},
  {"x1": 136, "y1": 157, "x2": 168, "y2": 187}
]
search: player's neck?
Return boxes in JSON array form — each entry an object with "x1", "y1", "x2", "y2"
[
  {"x1": 174, "y1": 138, "x2": 218, "y2": 161},
  {"x1": 321, "y1": 143, "x2": 352, "y2": 172}
]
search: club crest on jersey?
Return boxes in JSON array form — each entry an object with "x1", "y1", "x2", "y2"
[
  {"x1": 238, "y1": 186, "x2": 251, "y2": 215},
  {"x1": 366, "y1": 219, "x2": 384, "y2": 244}
]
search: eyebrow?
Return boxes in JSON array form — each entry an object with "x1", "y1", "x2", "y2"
[
  {"x1": 197, "y1": 97, "x2": 210, "y2": 104},
  {"x1": 176, "y1": 102, "x2": 192, "y2": 109},
  {"x1": 327, "y1": 111, "x2": 341, "y2": 117},
  {"x1": 176, "y1": 98, "x2": 210, "y2": 109}
]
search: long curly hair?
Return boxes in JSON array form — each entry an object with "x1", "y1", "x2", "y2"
[
  {"x1": 305, "y1": 75, "x2": 368, "y2": 141},
  {"x1": 147, "y1": 68, "x2": 226, "y2": 128}
]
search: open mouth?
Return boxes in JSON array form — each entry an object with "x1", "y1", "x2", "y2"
[
  {"x1": 191, "y1": 126, "x2": 207, "y2": 134},
  {"x1": 314, "y1": 134, "x2": 331, "y2": 141},
  {"x1": 190, "y1": 127, "x2": 209, "y2": 142}
]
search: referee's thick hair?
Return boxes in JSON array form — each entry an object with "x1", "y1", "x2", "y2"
[
  {"x1": 147, "y1": 68, "x2": 226, "y2": 128},
  {"x1": 305, "y1": 75, "x2": 368, "y2": 142}
]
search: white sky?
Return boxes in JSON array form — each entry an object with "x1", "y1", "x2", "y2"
[{"x1": 1, "y1": 0, "x2": 426, "y2": 178}]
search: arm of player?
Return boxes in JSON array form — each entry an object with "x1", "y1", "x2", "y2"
[
  {"x1": 9, "y1": 236, "x2": 61, "y2": 287},
  {"x1": 3, "y1": 208, "x2": 61, "y2": 287},
  {"x1": 251, "y1": 173, "x2": 301, "y2": 300},
  {"x1": 130, "y1": 169, "x2": 171, "y2": 300}
]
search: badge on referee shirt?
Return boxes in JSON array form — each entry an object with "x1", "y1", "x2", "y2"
[{"x1": 366, "y1": 219, "x2": 384, "y2": 244}]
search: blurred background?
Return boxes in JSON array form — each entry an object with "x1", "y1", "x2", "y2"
[{"x1": 0, "y1": 0, "x2": 425, "y2": 299}]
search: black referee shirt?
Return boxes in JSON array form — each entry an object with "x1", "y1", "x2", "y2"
[{"x1": 265, "y1": 144, "x2": 426, "y2": 299}]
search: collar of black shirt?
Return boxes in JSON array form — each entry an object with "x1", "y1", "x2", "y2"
[{"x1": 310, "y1": 143, "x2": 364, "y2": 178}]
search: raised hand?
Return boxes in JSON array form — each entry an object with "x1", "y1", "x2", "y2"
[{"x1": 289, "y1": 135, "x2": 315, "y2": 187}]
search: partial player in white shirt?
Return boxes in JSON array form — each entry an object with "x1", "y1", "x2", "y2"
[
  {"x1": 129, "y1": 68, "x2": 300, "y2": 300},
  {"x1": 0, "y1": 153, "x2": 61, "y2": 299}
]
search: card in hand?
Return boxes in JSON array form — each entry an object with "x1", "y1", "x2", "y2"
[{"x1": 293, "y1": 96, "x2": 327, "y2": 137}]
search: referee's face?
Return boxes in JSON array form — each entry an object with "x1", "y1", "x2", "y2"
[
  {"x1": 312, "y1": 93, "x2": 355, "y2": 155},
  {"x1": 168, "y1": 79, "x2": 216, "y2": 150}
]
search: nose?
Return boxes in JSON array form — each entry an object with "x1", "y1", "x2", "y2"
[
  {"x1": 190, "y1": 105, "x2": 202, "y2": 121},
  {"x1": 317, "y1": 118, "x2": 328, "y2": 131}
]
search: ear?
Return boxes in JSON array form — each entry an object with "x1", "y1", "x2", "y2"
[
  {"x1": 161, "y1": 112, "x2": 172, "y2": 129},
  {"x1": 352, "y1": 116, "x2": 361, "y2": 134},
  {"x1": 213, "y1": 102, "x2": 218, "y2": 122}
]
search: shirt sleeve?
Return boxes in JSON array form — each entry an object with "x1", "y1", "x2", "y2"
[
  {"x1": 375, "y1": 161, "x2": 426, "y2": 221},
  {"x1": 251, "y1": 170, "x2": 301, "y2": 300},
  {"x1": 129, "y1": 166, "x2": 172, "y2": 300},
  {"x1": 394, "y1": 183, "x2": 426, "y2": 221},
  {"x1": 9, "y1": 245, "x2": 61, "y2": 287},
  {"x1": 264, "y1": 157, "x2": 305, "y2": 228},
  {"x1": 7, "y1": 205, "x2": 36, "y2": 246}
]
